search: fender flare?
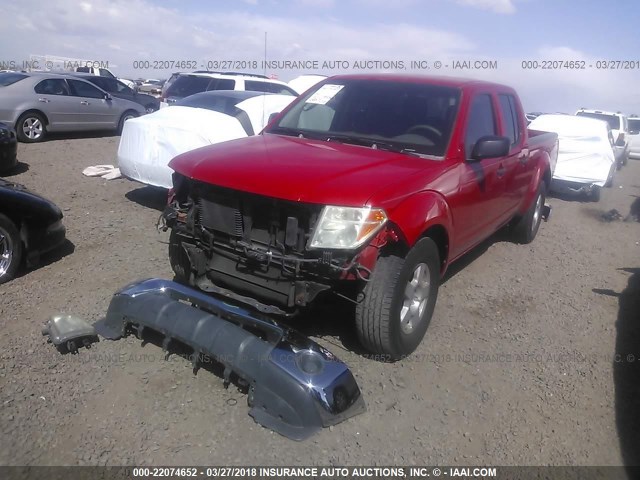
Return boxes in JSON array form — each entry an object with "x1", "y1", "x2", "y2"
[{"x1": 385, "y1": 191, "x2": 453, "y2": 270}]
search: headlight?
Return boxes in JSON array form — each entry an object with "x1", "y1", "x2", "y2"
[{"x1": 309, "y1": 206, "x2": 387, "y2": 249}]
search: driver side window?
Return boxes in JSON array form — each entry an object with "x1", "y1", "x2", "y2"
[{"x1": 465, "y1": 94, "x2": 496, "y2": 159}]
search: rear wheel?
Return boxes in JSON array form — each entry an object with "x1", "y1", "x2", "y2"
[
  {"x1": 512, "y1": 182, "x2": 546, "y2": 244},
  {"x1": 355, "y1": 237, "x2": 440, "y2": 361},
  {"x1": 118, "y1": 110, "x2": 138, "y2": 133},
  {"x1": 16, "y1": 112, "x2": 46, "y2": 143},
  {"x1": 0, "y1": 214, "x2": 23, "y2": 284}
]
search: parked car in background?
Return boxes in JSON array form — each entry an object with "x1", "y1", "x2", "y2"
[
  {"x1": 0, "y1": 72, "x2": 145, "y2": 143},
  {"x1": 72, "y1": 73, "x2": 159, "y2": 113},
  {"x1": 163, "y1": 74, "x2": 557, "y2": 359},
  {"x1": 628, "y1": 115, "x2": 640, "y2": 160},
  {"x1": 137, "y1": 79, "x2": 165, "y2": 98},
  {"x1": 0, "y1": 123, "x2": 17, "y2": 173},
  {"x1": 74, "y1": 66, "x2": 135, "y2": 89},
  {"x1": 118, "y1": 91, "x2": 295, "y2": 189},
  {"x1": 576, "y1": 109, "x2": 629, "y2": 168},
  {"x1": 0, "y1": 178, "x2": 66, "y2": 283},
  {"x1": 160, "y1": 72, "x2": 298, "y2": 107},
  {"x1": 529, "y1": 114, "x2": 615, "y2": 201}
]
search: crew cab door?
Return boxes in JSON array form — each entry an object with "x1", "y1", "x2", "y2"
[
  {"x1": 454, "y1": 93, "x2": 509, "y2": 253},
  {"x1": 496, "y1": 93, "x2": 527, "y2": 217}
]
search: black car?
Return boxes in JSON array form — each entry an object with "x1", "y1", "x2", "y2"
[
  {"x1": 0, "y1": 122, "x2": 17, "y2": 173},
  {"x1": 71, "y1": 74, "x2": 160, "y2": 113},
  {"x1": 0, "y1": 179, "x2": 66, "y2": 283}
]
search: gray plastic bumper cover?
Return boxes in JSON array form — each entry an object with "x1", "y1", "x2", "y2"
[{"x1": 94, "y1": 278, "x2": 366, "y2": 440}]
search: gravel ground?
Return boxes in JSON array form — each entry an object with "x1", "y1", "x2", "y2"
[{"x1": 0, "y1": 133, "x2": 639, "y2": 468}]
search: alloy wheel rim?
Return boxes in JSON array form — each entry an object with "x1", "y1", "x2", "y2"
[
  {"x1": 532, "y1": 193, "x2": 543, "y2": 234},
  {"x1": 23, "y1": 117, "x2": 43, "y2": 140},
  {"x1": 400, "y1": 262, "x2": 431, "y2": 334},
  {"x1": 0, "y1": 228, "x2": 14, "y2": 277}
]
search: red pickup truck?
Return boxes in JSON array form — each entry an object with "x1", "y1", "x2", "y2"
[{"x1": 162, "y1": 74, "x2": 558, "y2": 360}]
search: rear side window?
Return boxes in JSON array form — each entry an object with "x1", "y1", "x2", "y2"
[
  {"x1": 166, "y1": 75, "x2": 213, "y2": 98},
  {"x1": 0, "y1": 72, "x2": 28, "y2": 86},
  {"x1": 629, "y1": 119, "x2": 640, "y2": 134},
  {"x1": 76, "y1": 67, "x2": 91, "y2": 73},
  {"x1": 245, "y1": 80, "x2": 269, "y2": 93},
  {"x1": 34, "y1": 79, "x2": 70, "y2": 96},
  {"x1": 498, "y1": 94, "x2": 520, "y2": 145},
  {"x1": 67, "y1": 79, "x2": 105, "y2": 98},
  {"x1": 465, "y1": 94, "x2": 496, "y2": 159},
  {"x1": 99, "y1": 68, "x2": 114, "y2": 78},
  {"x1": 207, "y1": 78, "x2": 235, "y2": 91}
]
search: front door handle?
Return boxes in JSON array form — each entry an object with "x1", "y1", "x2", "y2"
[
  {"x1": 497, "y1": 165, "x2": 506, "y2": 178},
  {"x1": 80, "y1": 101, "x2": 90, "y2": 105}
]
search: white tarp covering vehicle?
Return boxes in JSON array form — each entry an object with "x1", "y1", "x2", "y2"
[
  {"x1": 118, "y1": 91, "x2": 295, "y2": 188},
  {"x1": 528, "y1": 114, "x2": 616, "y2": 201}
]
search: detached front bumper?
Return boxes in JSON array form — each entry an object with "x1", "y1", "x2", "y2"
[{"x1": 95, "y1": 278, "x2": 366, "y2": 440}]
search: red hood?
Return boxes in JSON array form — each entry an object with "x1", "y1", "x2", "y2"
[{"x1": 169, "y1": 134, "x2": 441, "y2": 207}]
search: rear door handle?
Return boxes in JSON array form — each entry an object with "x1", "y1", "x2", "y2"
[
  {"x1": 80, "y1": 100, "x2": 89, "y2": 105},
  {"x1": 497, "y1": 165, "x2": 506, "y2": 177},
  {"x1": 38, "y1": 98, "x2": 50, "y2": 103}
]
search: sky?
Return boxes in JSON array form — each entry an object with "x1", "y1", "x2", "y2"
[{"x1": 0, "y1": 0, "x2": 639, "y2": 114}]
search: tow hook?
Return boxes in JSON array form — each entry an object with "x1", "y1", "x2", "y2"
[{"x1": 542, "y1": 204, "x2": 552, "y2": 222}]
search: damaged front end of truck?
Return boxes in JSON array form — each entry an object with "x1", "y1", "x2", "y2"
[
  {"x1": 160, "y1": 174, "x2": 394, "y2": 315},
  {"x1": 95, "y1": 278, "x2": 366, "y2": 440}
]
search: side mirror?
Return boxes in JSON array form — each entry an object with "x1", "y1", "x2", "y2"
[
  {"x1": 470, "y1": 136, "x2": 511, "y2": 161},
  {"x1": 615, "y1": 136, "x2": 625, "y2": 147},
  {"x1": 268, "y1": 112, "x2": 280, "y2": 124},
  {"x1": 104, "y1": 93, "x2": 112, "y2": 101}
]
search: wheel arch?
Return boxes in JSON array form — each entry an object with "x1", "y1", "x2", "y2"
[{"x1": 17, "y1": 109, "x2": 50, "y2": 127}]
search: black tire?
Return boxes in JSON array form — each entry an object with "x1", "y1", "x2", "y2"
[
  {"x1": 512, "y1": 182, "x2": 546, "y2": 244},
  {"x1": 605, "y1": 165, "x2": 615, "y2": 188},
  {"x1": 591, "y1": 185, "x2": 601, "y2": 202},
  {"x1": 168, "y1": 230, "x2": 191, "y2": 284},
  {"x1": 0, "y1": 214, "x2": 23, "y2": 284},
  {"x1": 118, "y1": 110, "x2": 138, "y2": 134},
  {"x1": 355, "y1": 237, "x2": 440, "y2": 361},
  {"x1": 16, "y1": 112, "x2": 46, "y2": 143}
]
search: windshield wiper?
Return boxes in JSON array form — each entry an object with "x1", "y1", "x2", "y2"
[
  {"x1": 325, "y1": 134, "x2": 427, "y2": 158},
  {"x1": 268, "y1": 126, "x2": 306, "y2": 138}
]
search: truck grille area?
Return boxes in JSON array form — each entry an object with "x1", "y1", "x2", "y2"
[{"x1": 191, "y1": 182, "x2": 323, "y2": 254}]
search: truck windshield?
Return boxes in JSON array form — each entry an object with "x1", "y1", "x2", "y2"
[{"x1": 267, "y1": 79, "x2": 460, "y2": 157}]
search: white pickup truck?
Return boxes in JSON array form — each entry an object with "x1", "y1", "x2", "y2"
[{"x1": 74, "y1": 66, "x2": 135, "y2": 89}]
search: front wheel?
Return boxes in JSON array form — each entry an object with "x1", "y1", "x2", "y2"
[
  {"x1": 355, "y1": 237, "x2": 441, "y2": 361},
  {"x1": 0, "y1": 214, "x2": 23, "y2": 284}
]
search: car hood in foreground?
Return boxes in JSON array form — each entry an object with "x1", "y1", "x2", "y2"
[
  {"x1": 169, "y1": 134, "x2": 442, "y2": 207},
  {"x1": 0, "y1": 179, "x2": 63, "y2": 220}
]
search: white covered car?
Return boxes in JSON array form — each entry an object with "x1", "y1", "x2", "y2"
[
  {"x1": 118, "y1": 91, "x2": 295, "y2": 188},
  {"x1": 528, "y1": 114, "x2": 616, "y2": 201}
]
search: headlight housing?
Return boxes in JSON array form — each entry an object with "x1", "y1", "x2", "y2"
[{"x1": 309, "y1": 206, "x2": 387, "y2": 249}]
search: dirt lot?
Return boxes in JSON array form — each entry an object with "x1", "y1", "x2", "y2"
[{"x1": 0, "y1": 133, "x2": 639, "y2": 468}]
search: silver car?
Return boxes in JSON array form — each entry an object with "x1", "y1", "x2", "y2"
[{"x1": 0, "y1": 71, "x2": 145, "y2": 142}]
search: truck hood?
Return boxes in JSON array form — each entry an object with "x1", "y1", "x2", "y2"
[{"x1": 169, "y1": 134, "x2": 439, "y2": 206}]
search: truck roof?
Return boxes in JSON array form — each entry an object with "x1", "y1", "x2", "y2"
[{"x1": 324, "y1": 73, "x2": 514, "y2": 91}]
